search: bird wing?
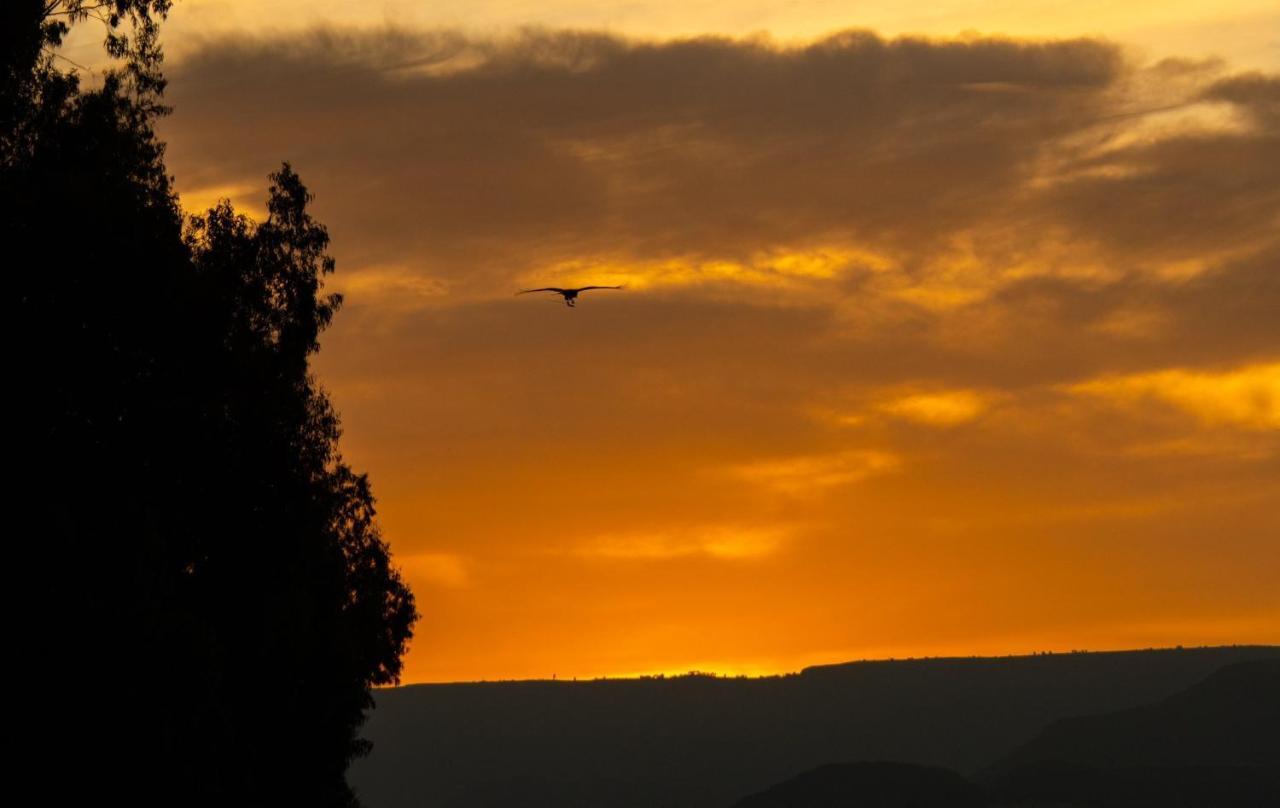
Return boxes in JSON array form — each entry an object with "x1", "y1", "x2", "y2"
[
  {"x1": 517, "y1": 288, "x2": 567, "y2": 295},
  {"x1": 575, "y1": 285, "x2": 625, "y2": 292}
]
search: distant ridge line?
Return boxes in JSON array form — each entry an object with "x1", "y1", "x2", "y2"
[
  {"x1": 797, "y1": 644, "x2": 1280, "y2": 675},
  {"x1": 390, "y1": 644, "x2": 1280, "y2": 688}
]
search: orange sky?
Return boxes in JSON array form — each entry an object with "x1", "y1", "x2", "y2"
[{"x1": 86, "y1": 2, "x2": 1280, "y2": 681}]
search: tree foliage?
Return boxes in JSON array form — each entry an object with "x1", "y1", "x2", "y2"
[{"x1": 6, "y1": 3, "x2": 417, "y2": 805}]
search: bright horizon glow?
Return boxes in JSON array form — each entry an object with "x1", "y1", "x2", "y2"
[{"x1": 393, "y1": 635, "x2": 1280, "y2": 684}]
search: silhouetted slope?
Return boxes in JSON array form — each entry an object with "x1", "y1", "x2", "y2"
[
  {"x1": 737, "y1": 765, "x2": 1280, "y2": 808},
  {"x1": 982, "y1": 659, "x2": 1280, "y2": 806},
  {"x1": 994, "y1": 765, "x2": 1279, "y2": 807},
  {"x1": 986, "y1": 659, "x2": 1280, "y2": 776},
  {"x1": 729, "y1": 661, "x2": 1279, "y2": 808},
  {"x1": 350, "y1": 646, "x2": 1278, "y2": 808},
  {"x1": 731, "y1": 762, "x2": 986, "y2": 808}
]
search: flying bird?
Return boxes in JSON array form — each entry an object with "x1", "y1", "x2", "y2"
[{"x1": 517, "y1": 286, "x2": 624, "y2": 307}]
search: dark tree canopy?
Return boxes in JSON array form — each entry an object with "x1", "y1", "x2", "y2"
[{"x1": 6, "y1": 3, "x2": 417, "y2": 805}]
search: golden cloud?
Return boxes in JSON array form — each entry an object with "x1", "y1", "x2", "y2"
[
  {"x1": 333, "y1": 264, "x2": 450, "y2": 309},
  {"x1": 1068, "y1": 362, "x2": 1280, "y2": 430},
  {"x1": 880, "y1": 389, "x2": 992, "y2": 426},
  {"x1": 580, "y1": 525, "x2": 792, "y2": 561},
  {"x1": 521, "y1": 246, "x2": 894, "y2": 298}
]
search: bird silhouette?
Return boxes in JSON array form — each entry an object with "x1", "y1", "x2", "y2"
[{"x1": 517, "y1": 286, "x2": 624, "y2": 307}]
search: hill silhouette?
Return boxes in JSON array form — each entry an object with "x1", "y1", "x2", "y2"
[
  {"x1": 979, "y1": 658, "x2": 1280, "y2": 807},
  {"x1": 729, "y1": 658, "x2": 1279, "y2": 807},
  {"x1": 350, "y1": 646, "x2": 1277, "y2": 808},
  {"x1": 732, "y1": 665, "x2": 1280, "y2": 808},
  {"x1": 984, "y1": 658, "x2": 1280, "y2": 776}
]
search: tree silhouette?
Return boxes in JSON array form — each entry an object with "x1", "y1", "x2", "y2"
[{"x1": 6, "y1": 3, "x2": 416, "y2": 805}]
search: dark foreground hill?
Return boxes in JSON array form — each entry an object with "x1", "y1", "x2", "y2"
[
  {"x1": 736, "y1": 761, "x2": 1279, "y2": 808},
  {"x1": 350, "y1": 646, "x2": 1278, "y2": 808},
  {"x1": 981, "y1": 658, "x2": 1280, "y2": 807},
  {"x1": 733, "y1": 761, "x2": 987, "y2": 808},
  {"x1": 732, "y1": 659, "x2": 1280, "y2": 807},
  {"x1": 984, "y1": 658, "x2": 1280, "y2": 776}
]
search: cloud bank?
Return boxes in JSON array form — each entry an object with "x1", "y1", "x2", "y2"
[{"x1": 157, "y1": 27, "x2": 1279, "y2": 681}]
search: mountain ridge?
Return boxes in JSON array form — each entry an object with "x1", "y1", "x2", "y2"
[{"x1": 352, "y1": 645, "x2": 1279, "y2": 808}]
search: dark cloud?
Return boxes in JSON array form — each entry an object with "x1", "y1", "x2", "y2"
[
  {"x1": 163, "y1": 28, "x2": 1129, "y2": 276},
  {"x1": 161, "y1": 29, "x2": 1279, "y2": 362},
  {"x1": 1038, "y1": 131, "x2": 1280, "y2": 261},
  {"x1": 159, "y1": 26, "x2": 1279, "y2": 400},
  {"x1": 1202, "y1": 72, "x2": 1280, "y2": 127}
]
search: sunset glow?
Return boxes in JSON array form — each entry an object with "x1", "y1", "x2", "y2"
[{"x1": 90, "y1": 0, "x2": 1280, "y2": 682}]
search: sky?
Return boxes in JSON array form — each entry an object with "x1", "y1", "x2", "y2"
[{"x1": 72, "y1": 2, "x2": 1280, "y2": 682}]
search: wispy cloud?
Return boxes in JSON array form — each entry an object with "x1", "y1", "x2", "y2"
[
  {"x1": 522, "y1": 246, "x2": 894, "y2": 298},
  {"x1": 580, "y1": 525, "x2": 792, "y2": 561},
  {"x1": 333, "y1": 263, "x2": 450, "y2": 310},
  {"x1": 728, "y1": 450, "x2": 900, "y2": 494},
  {"x1": 1067, "y1": 362, "x2": 1280, "y2": 430},
  {"x1": 880, "y1": 389, "x2": 992, "y2": 426},
  {"x1": 402, "y1": 552, "x2": 471, "y2": 587}
]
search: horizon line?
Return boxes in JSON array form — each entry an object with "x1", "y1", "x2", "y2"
[{"x1": 384, "y1": 642, "x2": 1280, "y2": 688}]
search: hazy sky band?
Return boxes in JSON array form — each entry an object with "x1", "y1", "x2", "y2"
[{"x1": 61, "y1": 1, "x2": 1280, "y2": 70}]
